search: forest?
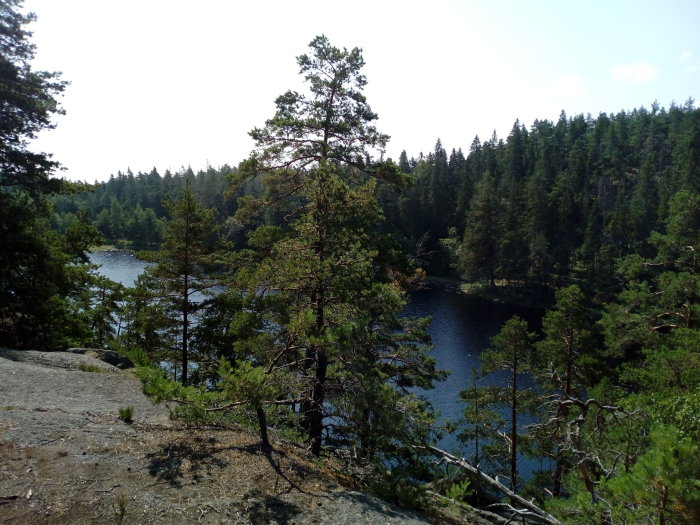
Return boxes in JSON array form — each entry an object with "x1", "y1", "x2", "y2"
[{"x1": 1, "y1": 1, "x2": 699, "y2": 523}]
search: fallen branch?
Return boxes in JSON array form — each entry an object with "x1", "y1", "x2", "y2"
[
  {"x1": 170, "y1": 396, "x2": 307, "y2": 412},
  {"x1": 417, "y1": 445, "x2": 564, "y2": 525}
]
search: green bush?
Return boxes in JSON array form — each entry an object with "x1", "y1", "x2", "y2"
[
  {"x1": 444, "y1": 478, "x2": 472, "y2": 502},
  {"x1": 118, "y1": 406, "x2": 133, "y2": 423},
  {"x1": 78, "y1": 362, "x2": 103, "y2": 373},
  {"x1": 371, "y1": 468, "x2": 430, "y2": 511}
]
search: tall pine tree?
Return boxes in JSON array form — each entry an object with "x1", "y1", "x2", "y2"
[{"x1": 232, "y1": 35, "x2": 443, "y2": 457}]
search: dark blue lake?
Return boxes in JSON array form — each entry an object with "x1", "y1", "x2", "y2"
[{"x1": 404, "y1": 287, "x2": 541, "y2": 453}]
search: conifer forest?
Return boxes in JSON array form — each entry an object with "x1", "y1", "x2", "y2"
[{"x1": 1, "y1": 1, "x2": 699, "y2": 522}]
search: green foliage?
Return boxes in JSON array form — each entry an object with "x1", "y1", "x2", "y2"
[
  {"x1": 0, "y1": 0, "x2": 67, "y2": 194},
  {"x1": 118, "y1": 406, "x2": 133, "y2": 423},
  {"x1": 188, "y1": 290, "x2": 248, "y2": 384},
  {"x1": 480, "y1": 316, "x2": 535, "y2": 491},
  {"x1": 0, "y1": 1, "x2": 116, "y2": 350},
  {"x1": 371, "y1": 467, "x2": 430, "y2": 511},
  {"x1": 385, "y1": 103, "x2": 700, "y2": 302},
  {"x1": 601, "y1": 189, "x2": 699, "y2": 396},
  {"x1": 112, "y1": 493, "x2": 128, "y2": 525},
  {"x1": 230, "y1": 35, "x2": 445, "y2": 461},
  {"x1": 459, "y1": 173, "x2": 501, "y2": 285},
  {"x1": 653, "y1": 386, "x2": 700, "y2": 439},
  {"x1": 134, "y1": 362, "x2": 256, "y2": 430},
  {"x1": 443, "y1": 478, "x2": 473, "y2": 503},
  {"x1": 121, "y1": 185, "x2": 220, "y2": 386},
  {"x1": 47, "y1": 101, "x2": 700, "y2": 309},
  {"x1": 604, "y1": 427, "x2": 700, "y2": 525},
  {"x1": 162, "y1": 187, "x2": 216, "y2": 375},
  {"x1": 118, "y1": 346, "x2": 152, "y2": 368},
  {"x1": 540, "y1": 188, "x2": 700, "y2": 522},
  {"x1": 78, "y1": 362, "x2": 104, "y2": 373},
  {"x1": 218, "y1": 359, "x2": 277, "y2": 408},
  {"x1": 66, "y1": 268, "x2": 124, "y2": 347},
  {"x1": 534, "y1": 285, "x2": 600, "y2": 391},
  {"x1": 548, "y1": 426, "x2": 700, "y2": 525},
  {"x1": 529, "y1": 285, "x2": 603, "y2": 496},
  {"x1": 6, "y1": 1, "x2": 698, "y2": 510},
  {"x1": 49, "y1": 164, "x2": 248, "y2": 248},
  {"x1": 118, "y1": 275, "x2": 177, "y2": 363},
  {"x1": 458, "y1": 375, "x2": 507, "y2": 471}
]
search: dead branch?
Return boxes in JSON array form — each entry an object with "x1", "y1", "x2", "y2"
[
  {"x1": 170, "y1": 397, "x2": 307, "y2": 413},
  {"x1": 651, "y1": 323, "x2": 678, "y2": 333},
  {"x1": 417, "y1": 445, "x2": 564, "y2": 525}
]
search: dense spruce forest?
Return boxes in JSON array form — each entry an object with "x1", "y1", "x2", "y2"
[{"x1": 2, "y1": 0, "x2": 699, "y2": 522}]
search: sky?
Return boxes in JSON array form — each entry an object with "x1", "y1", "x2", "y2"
[{"x1": 22, "y1": 0, "x2": 700, "y2": 183}]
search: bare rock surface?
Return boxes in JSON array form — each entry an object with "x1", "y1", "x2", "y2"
[{"x1": 0, "y1": 349, "x2": 490, "y2": 524}]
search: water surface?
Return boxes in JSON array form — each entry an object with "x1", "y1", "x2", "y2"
[{"x1": 89, "y1": 250, "x2": 152, "y2": 287}]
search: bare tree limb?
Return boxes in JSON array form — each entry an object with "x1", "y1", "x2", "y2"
[{"x1": 417, "y1": 445, "x2": 564, "y2": 525}]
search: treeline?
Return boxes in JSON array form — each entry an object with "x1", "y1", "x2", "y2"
[
  {"x1": 44, "y1": 93, "x2": 700, "y2": 524},
  {"x1": 54, "y1": 100, "x2": 700, "y2": 305},
  {"x1": 47, "y1": 108, "x2": 698, "y2": 522},
  {"x1": 388, "y1": 100, "x2": 700, "y2": 300},
  {"x1": 51, "y1": 165, "x2": 241, "y2": 246}
]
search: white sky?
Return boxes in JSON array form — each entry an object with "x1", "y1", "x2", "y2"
[{"x1": 23, "y1": 0, "x2": 700, "y2": 183}]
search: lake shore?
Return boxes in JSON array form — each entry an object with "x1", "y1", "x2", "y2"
[{"x1": 426, "y1": 275, "x2": 551, "y2": 310}]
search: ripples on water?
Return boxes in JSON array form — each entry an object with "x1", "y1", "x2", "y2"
[{"x1": 88, "y1": 250, "x2": 151, "y2": 287}]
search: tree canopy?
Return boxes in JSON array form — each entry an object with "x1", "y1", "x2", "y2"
[{"x1": 0, "y1": 0, "x2": 101, "y2": 348}]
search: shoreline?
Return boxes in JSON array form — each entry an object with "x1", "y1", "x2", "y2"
[{"x1": 425, "y1": 275, "x2": 551, "y2": 310}]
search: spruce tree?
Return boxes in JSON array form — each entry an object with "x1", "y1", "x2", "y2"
[{"x1": 459, "y1": 172, "x2": 502, "y2": 286}]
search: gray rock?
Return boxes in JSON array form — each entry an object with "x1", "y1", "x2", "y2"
[{"x1": 67, "y1": 347, "x2": 135, "y2": 369}]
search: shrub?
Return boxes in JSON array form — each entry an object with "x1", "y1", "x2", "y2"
[
  {"x1": 118, "y1": 406, "x2": 133, "y2": 423},
  {"x1": 78, "y1": 362, "x2": 103, "y2": 373}
]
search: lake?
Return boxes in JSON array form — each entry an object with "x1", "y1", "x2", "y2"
[
  {"x1": 89, "y1": 249, "x2": 153, "y2": 287},
  {"x1": 404, "y1": 287, "x2": 540, "y2": 450},
  {"x1": 89, "y1": 249, "x2": 541, "y2": 467}
]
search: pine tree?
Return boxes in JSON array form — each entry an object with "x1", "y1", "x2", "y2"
[
  {"x1": 144, "y1": 183, "x2": 218, "y2": 385},
  {"x1": 0, "y1": 1, "x2": 102, "y2": 348},
  {"x1": 531, "y1": 285, "x2": 599, "y2": 497},
  {"x1": 480, "y1": 316, "x2": 535, "y2": 492},
  {"x1": 232, "y1": 35, "x2": 442, "y2": 457}
]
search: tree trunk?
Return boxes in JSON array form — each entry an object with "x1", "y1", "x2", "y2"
[
  {"x1": 510, "y1": 357, "x2": 518, "y2": 493},
  {"x1": 182, "y1": 279, "x2": 189, "y2": 386},
  {"x1": 256, "y1": 406, "x2": 271, "y2": 451},
  {"x1": 308, "y1": 349, "x2": 328, "y2": 456},
  {"x1": 552, "y1": 333, "x2": 575, "y2": 497}
]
